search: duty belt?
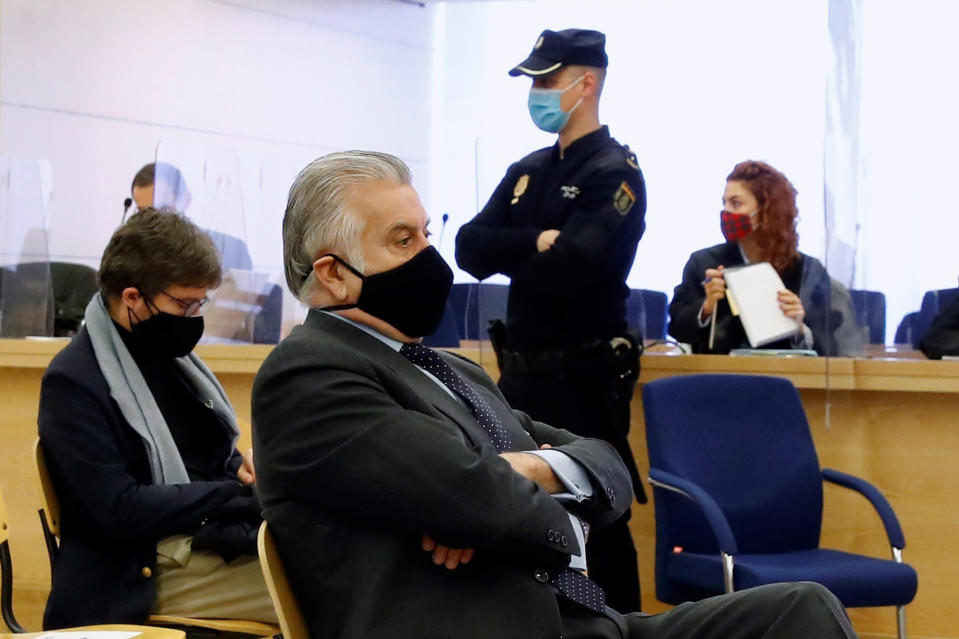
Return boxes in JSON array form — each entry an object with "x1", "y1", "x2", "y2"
[
  {"x1": 498, "y1": 347, "x2": 582, "y2": 377},
  {"x1": 498, "y1": 337, "x2": 635, "y2": 379}
]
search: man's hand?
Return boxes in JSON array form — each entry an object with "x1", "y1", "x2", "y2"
[
  {"x1": 536, "y1": 229, "x2": 561, "y2": 252},
  {"x1": 421, "y1": 534, "x2": 474, "y2": 570},
  {"x1": 499, "y1": 449, "x2": 563, "y2": 494},
  {"x1": 237, "y1": 448, "x2": 256, "y2": 484}
]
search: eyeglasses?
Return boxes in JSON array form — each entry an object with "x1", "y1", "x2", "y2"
[{"x1": 160, "y1": 290, "x2": 210, "y2": 317}]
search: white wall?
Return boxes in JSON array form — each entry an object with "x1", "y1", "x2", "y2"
[
  {"x1": 0, "y1": 0, "x2": 437, "y2": 329},
  {"x1": 857, "y1": 0, "x2": 959, "y2": 341}
]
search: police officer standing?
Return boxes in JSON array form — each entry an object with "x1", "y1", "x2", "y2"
[{"x1": 455, "y1": 28, "x2": 647, "y2": 612}]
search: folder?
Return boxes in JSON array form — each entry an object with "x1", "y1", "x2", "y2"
[{"x1": 723, "y1": 262, "x2": 801, "y2": 347}]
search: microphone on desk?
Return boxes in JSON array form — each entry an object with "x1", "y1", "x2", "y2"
[
  {"x1": 437, "y1": 213, "x2": 450, "y2": 250},
  {"x1": 122, "y1": 198, "x2": 133, "y2": 223}
]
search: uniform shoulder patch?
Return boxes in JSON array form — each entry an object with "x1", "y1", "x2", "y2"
[{"x1": 613, "y1": 181, "x2": 636, "y2": 216}]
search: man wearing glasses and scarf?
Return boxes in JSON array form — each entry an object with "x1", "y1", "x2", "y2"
[{"x1": 38, "y1": 208, "x2": 275, "y2": 628}]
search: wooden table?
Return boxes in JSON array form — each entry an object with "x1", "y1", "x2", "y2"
[{"x1": 2, "y1": 339, "x2": 956, "y2": 638}]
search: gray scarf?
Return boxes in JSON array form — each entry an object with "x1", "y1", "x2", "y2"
[{"x1": 84, "y1": 294, "x2": 239, "y2": 485}]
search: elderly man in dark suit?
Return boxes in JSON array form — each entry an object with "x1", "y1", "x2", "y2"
[{"x1": 252, "y1": 150, "x2": 858, "y2": 639}]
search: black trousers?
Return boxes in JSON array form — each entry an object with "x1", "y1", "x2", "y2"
[
  {"x1": 499, "y1": 370, "x2": 642, "y2": 613},
  {"x1": 559, "y1": 582, "x2": 857, "y2": 639}
]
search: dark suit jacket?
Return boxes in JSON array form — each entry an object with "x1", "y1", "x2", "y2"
[
  {"x1": 252, "y1": 311, "x2": 632, "y2": 639},
  {"x1": 668, "y1": 243, "x2": 844, "y2": 355},
  {"x1": 38, "y1": 328, "x2": 246, "y2": 628}
]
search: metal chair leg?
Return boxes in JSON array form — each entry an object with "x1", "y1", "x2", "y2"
[
  {"x1": 721, "y1": 552, "x2": 735, "y2": 594},
  {"x1": 891, "y1": 547, "x2": 907, "y2": 639}
]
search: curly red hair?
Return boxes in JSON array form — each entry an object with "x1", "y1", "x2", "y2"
[{"x1": 726, "y1": 160, "x2": 799, "y2": 273}]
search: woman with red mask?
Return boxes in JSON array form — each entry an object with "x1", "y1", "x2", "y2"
[{"x1": 668, "y1": 160, "x2": 860, "y2": 355}]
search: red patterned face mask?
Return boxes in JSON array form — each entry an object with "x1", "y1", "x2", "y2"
[{"x1": 720, "y1": 209, "x2": 758, "y2": 242}]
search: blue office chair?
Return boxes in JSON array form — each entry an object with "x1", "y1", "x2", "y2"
[
  {"x1": 643, "y1": 374, "x2": 917, "y2": 639},
  {"x1": 849, "y1": 289, "x2": 886, "y2": 344},
  {"x1": 251, "y1": 283, "x2": 283, "y2": 344},
  {"x1": 421, "y1": 301, "x2": 462, "y2": 347},
  {"x1": 447, "y1": 282, "x2": 509, "y2": 340},
  {"x1": 627, "y1": 289, "x2": 668, "y2": 341},
  {"x1": 912, "y1": 287, "x2": 959, "y2": 349},
  {"x1": 894, "y1": 311, "x2": 918, "y2": 345}
]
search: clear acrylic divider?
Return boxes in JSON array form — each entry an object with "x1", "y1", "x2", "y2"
[
  {"x1": 153, "y1": 142, "x2": 271, "y2": 343},
  {"x1": 0, "y1": 157, "x2": 55, "y2": 338}
]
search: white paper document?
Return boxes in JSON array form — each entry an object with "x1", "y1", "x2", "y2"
[
  {"x1": 723, "y1": 262, "x2": 800, "y2": 348},
  {"x1": 34, "y1": 633, "x2": 140, "y2": 639}
]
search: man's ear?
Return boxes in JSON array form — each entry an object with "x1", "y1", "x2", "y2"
[
  {"x1": 312, "y1": 255, "x2": 351, "y2": 301},
  {"x1": 120, "y1": 286, "x2": 142, "y2": 309},
  {"x1": 582, "y1": 71, "x2": 599, "y2": 99}
]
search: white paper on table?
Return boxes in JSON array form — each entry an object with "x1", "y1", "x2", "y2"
[
  {"x1": 722, "y1": 262, "x2": 800, "y2": 347},
  {"x1": 34, "y1": 633, "x2": 140, "y2": 639}
]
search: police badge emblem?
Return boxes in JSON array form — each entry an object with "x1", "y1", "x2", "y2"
[
  {"x1": 511, "y1": 174, "x2": 530, "y2": 205},
  {"x1": 613, "y1": 181, "x2": 636, "y2": 215}
]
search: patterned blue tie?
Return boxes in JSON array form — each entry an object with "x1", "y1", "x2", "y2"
[
  {"x1": 400, "y1": 343, "x2": 512, "y2": 451},
  {"x1": 552, "y1": 568, "x2": 607, "y2": 614}
]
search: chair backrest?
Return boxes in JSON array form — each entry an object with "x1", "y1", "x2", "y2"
[
  {"x1": 33, "y1": 438, "x2": 61, "y2": 574},
  {"x1": 914, "y1": 287, "x2": 959, "y2": 349},
  {"x1": 849, "y1": 289, "x2": 887, "y2": 344},
  {"x1": 894, "y1": 311, "x2": 918, "y2": 345},
  {"x1": 421, "y1": 301, "x2": 462, "y2": 347},
  {"x1": 0, "y1": 492, "x2": 8, "y2": 548},
  {"x1": 252, "y1": 283, "x2": 283, "y2": 344},
  {"x1": 48, "y1": 262, "x2": 99, "y2": 337},
  {"x1": 257, "y1": 522, "x2": 308, "y2": 639},
  {"x1": 33, "y1": 438, "x2": 60, "y2": 538},
  {"x1": 0, "y1": 490, "x2": 25, "y2": 632},
  {"x1": 447, "y1": 283, "x2": 509, "y2": 340},
  {"x1": 643, "y1": 375, "x2": 824, "y2": 556},
  {"x1": 627, "y1": 289, "x2": 668, "y2": 340}
]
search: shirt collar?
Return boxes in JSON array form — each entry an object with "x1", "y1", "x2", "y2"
[
  {"x1": 551, "y1": 125, "x2": 610, "y2": 162},
  {"x1": 322, "y1": 310, "x2": 404, "y2": 352}
]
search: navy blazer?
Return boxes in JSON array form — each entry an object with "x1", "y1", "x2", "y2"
[
  {"x1": 38, "y1": 328, "x2": 246, "y2": 628},
  {"x1": 253, "y1": 310, "x2": 633, "y2": 639}
]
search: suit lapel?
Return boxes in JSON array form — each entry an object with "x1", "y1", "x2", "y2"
[{"x1": 304, "y1": 311, "x2": 495, "y2": 448}]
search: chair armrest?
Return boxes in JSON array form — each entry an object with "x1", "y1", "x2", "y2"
[
  {"x1": 648, "y1": 468, "x2": 739, "y2": 555},
  {"x1": 822, "y1": 467, "x2": 906, "y2": 549}
]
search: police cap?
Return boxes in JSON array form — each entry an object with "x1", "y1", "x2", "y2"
[{"x1": 508, "y1": 29, "x2": 608, "y2": 78}]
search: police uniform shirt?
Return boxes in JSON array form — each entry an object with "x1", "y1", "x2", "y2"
[{"x1": 456, "y1": 125, "x2": 646, "y2": 351}]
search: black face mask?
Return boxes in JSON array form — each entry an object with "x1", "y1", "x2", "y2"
[
  {"x1": 321, "y1": 245, "x2": 453, "y2": 338},
  {"x1": 129, "y1": 301, "x2": 205, "y2": 358}
]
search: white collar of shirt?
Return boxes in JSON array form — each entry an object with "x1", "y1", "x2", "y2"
[{"x1": 322, "y1": 310, "x2": 404, "y2": 352}]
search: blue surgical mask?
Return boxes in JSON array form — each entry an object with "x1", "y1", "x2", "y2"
[{"x1": 527, "y1": 74, "x2": 586, "y2": 133}]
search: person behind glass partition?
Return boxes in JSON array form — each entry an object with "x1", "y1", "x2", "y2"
[
  {"x1": 668, "y1": 160, "x2": 862, "y2": 355},
  {"x1": 129, "y1": 162, "x2": 254, "y2": 271}
]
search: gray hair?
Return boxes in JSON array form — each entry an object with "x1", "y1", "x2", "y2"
[{"x1": 283, "y1": 150, "x2": 412, "y2": 304}]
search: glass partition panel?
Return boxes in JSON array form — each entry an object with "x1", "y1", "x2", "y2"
[
  {"x1": 824, "y1": 0, "x2": 959, "y2": 363},
  {"x1": 0, "y1": 157, "x2": 54, "y2": 338},
  {"x1": 154, "y1": 142, "x2": 254, "y2": 269},
  {"x1": 153, "y1": 142, "x2": 272, "y2": 343}
]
